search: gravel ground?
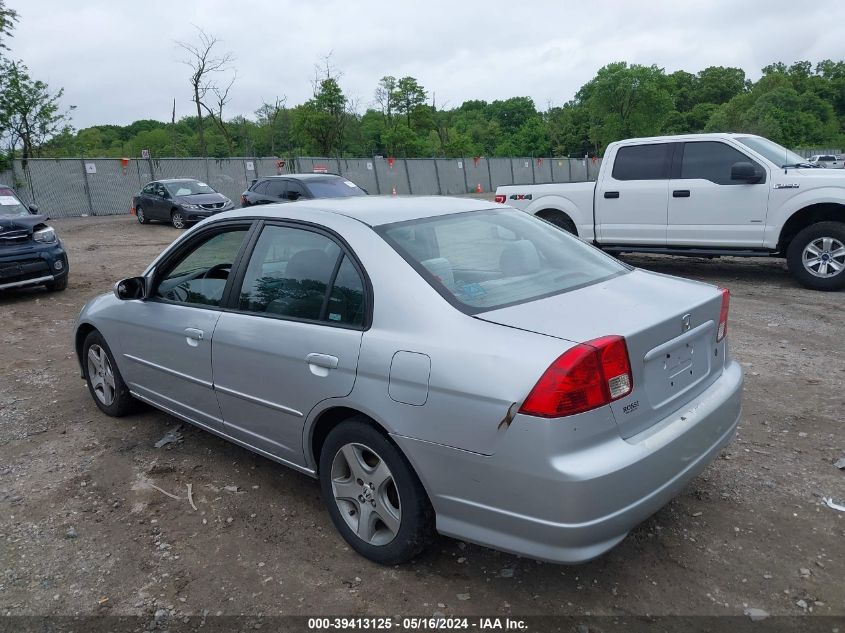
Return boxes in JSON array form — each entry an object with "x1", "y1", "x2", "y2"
[{"x1": 0, "y1": 215, "x2": 843, "y2": 623}]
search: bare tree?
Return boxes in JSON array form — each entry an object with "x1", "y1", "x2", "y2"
[
  {"x1": 200, "y1": 70, "x2": 237, "y2": 154},
  {"x1": 176, "y1": 27, "x2": 234, "y2": 156}
]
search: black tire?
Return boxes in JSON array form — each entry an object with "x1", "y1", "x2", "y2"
[
  {"x1": 82, "y1": 330, "x2": 135, "y2": 417},
  {"x1": 786, "y1": 221, "x2": 845, "y2": 291},
  {"x1": 45, "y1": 274, "x2": 68, "y2": 292},
  {"x1": 136, "y1": 206, "x2": 148, "y2": 224},
  {"x1": 537, "y1": 210, "x2": 577, "y2": 235},
  {"x1": 319, "y1": 417, "x2": 435, "y2": 565},
  {"x1": 171, "y1": 209, "x2": 187, "y2": 229}
]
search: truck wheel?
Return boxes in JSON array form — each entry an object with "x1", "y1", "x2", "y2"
[
  {"x1": 537, "y1": 210, "x2": 577, "y2": 236},
  {"x1": 786, "y1": 221, "x2": 845, "y2": 291}
]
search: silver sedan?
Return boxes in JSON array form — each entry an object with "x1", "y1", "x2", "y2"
[{"x1": 74, "y1": 196, "x2": 743, "y2": 564}]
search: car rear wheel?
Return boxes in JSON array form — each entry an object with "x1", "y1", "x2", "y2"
[
  {"x1": 786, "y1": 221, "x2": 845, "y2": 291},
  {"x1": 136, "y1": 206, "x2": 148, "y2": 224},
  {"x1": 82, "y1": 330, "x2": 135, "y2": 417},
  {"x1": 171, "y1": 209, "x2": 186, "y2": 229},
  {"x1": 319, "y1": 417, "x2": 434, "y2": 565}
]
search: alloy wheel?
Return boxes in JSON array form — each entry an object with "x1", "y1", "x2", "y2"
[
  {"x1": 136, "y1": 207, "x2": 145, "y2": 223},
  {"x1": 87, "y1": 344, "x2": 116, "y2": 406},
  {"x1": 330, "y1": 443, "x2": 401, "y2": 546},
  {"x1": 171, "y1": 211, "x2": 185, "y2": 229},
  {"x1": 802, "y1": 236, "x2": 845, "y2": 278}
]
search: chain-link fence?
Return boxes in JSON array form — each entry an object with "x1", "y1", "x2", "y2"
[{"x1": 0, "y1": 155, "x2": 603, "y2": 219}]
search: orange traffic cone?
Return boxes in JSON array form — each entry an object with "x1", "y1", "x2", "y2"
[
  {"x1": 391, "y1": 186, "x2": 397, "y2": 196},
  {"x1": 475, "y1": 183, "x2": 483, "y2": 193}
]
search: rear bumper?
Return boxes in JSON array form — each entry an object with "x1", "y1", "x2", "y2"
[
  {"x1": 0, "y1": 241, "x2": 68, "y2": 291},
  {"x1": 394, "y1": 359, "x2": 743, "y2": 563}
]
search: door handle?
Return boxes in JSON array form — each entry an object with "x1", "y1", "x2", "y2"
[
  {"x1": 604, "y1": 191, "x2": 620, "y2": 199},
  {"x1": 673, "y1": 190, "x2": 691, "y2": 198},
  {"x1": 184, "y1": 328, "x2": 204, "y2": 347},
  {"x1": 305, "y1": 353, "x2": 339, "y2": 369}
]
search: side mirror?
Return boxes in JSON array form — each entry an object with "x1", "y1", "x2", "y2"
[
  {"x1": 731, "y1": 161, "x2": 762, "y2": 183},
  {"x1": 114, "y1": 276, "x2": 146, "y2": 300},
  {"x1": 28, "y1": 204, "x2": 39, "y2": 215}
]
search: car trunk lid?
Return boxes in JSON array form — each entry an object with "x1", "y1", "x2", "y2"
[{"x1": 476, "y1": 269, "x2": 727, "y2": 438}]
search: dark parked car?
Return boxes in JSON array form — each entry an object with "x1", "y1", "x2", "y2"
[
  {"x1": 0, "y1": 185, "x2": 68, "y2": 292},
  {"x1": 240, "y1": 174, "x2": 366, "y2": 207},
  {"x1": 132, "y1": 179, "x2": 235, "y2": 229}
]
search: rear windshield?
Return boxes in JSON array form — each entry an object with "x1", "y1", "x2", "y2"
[
  {"x1": 378, "y1": 209, "x2": 628, "y2": 313},
  {"x1": 165, "y1": 180, "x2": 216, "y2": 196},
  {"x1": 306, "y1": 178, "x2": 366, "y2": 198},
  {"x1": 0, "y1": 188, "x2": 29, "y2": 217}
]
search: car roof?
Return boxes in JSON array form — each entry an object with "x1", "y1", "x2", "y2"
[
  {"x1": 258, "y1": 173, "x2": 344, "y2": 181},
  {"x1": 611, "y1": 132, "x2": 763, "y2": 146},
  {"x1": 223, "y1": 195, "x2": 498, "y2": 227},
  {"x1": 157, "y1": 178, "x2": 205, "y2": 183}
]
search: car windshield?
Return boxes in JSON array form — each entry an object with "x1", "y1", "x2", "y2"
[
  {"x1": 306, "y1": 178, "x2": 367, "y2": 198},
  {"x1": 736, "y1": 136, "x2": 807, "y2": 167},
  {"x1": 0, "y1": 187, "x2": 30, "y2": 217},
  {"x1": 165, "y1": 180, "x2": 216, "y2": 196},
  {"x1": 378, "y1": 209, "x2": 628, "y2": 313}
]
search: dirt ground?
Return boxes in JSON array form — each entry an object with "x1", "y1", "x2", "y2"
[{"x1": 1, "y1": 215, "x2": 843, "y2": 622}]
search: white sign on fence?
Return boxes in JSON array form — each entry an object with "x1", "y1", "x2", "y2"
[
  {"x1": 85, "y1": 162, "x2": 97, "y2": 174},
  {"x1": 141, "y1": 149, "x2": 150, "y2": 159},
  {"x1": 457, "y1": 161, "x2": 463, "y2": 169},
  {"x1": 366, "y1": 162, "x2": 373, "y2": 170},
  {"x1": 246, "y1": 161, "x2": 254, "y2": 171}
]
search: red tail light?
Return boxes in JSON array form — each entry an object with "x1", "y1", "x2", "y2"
[
  {"x1": 717, "y1": 288, "x2": 730, "y2": 342},
  {"x1": 240, "y1": 195, "x2": 248, "y2": 206},
  {"x1": 494, "y1": 194, "x2": 507, "y2": 204},
  {"x1": 519, "y1": 336, "x2": 633, "y2": 418}
]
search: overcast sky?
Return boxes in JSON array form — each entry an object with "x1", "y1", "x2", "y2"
[{"x1": 10, "y1": 0, "x2": 845, "y2": 129}]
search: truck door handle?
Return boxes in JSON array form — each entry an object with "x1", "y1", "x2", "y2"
[
  {"x1": 305, "y1": 353, "x2": 339, "y2": 369},
  {"x1": 673, "y1": 190, "x2": 691, "y2": 198},
  {"x1": 604, "y1": 191, "x2": 620, "y2": 199}
]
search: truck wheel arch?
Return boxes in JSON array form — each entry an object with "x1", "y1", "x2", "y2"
[{"x1": 778, "y1": 203, "x2": 845, "y2": 253}]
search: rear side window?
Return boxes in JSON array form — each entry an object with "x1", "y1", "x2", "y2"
[
  {"x1": 237, "y1": 225, "x2": 366, "y2": 326},
  {"x1": 251, "y1": 180, "x2": 269, "y2": 194},
  {"x1": 681, "y1": 141, "x2": 759, "y2": 185},
  {"x1": 306, "y1": 178, "x2": 366, "y2": 198},
  {"x1": 611, "y1": 144, "x2": 672, "y2": 180},
  {"x1": 265, "y1": 179, "x2": 287, "y2": 198}
]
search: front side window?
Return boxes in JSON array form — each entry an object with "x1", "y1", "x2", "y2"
[
  {"x1": 379, "y1": 209, "x2": 627, "y2": 313},
  {"x1": 155, "y1": 229, "x2": 248, "y2": 306},
  {"x1": 238, "y1": 225, "x2": 345, "y2": 321},
  {"x1": 611, "y1": 143, "x2": 672, "y2": 181},
  {"x1": 680, "y1": 141, "x2": 761, "y2": 185}
]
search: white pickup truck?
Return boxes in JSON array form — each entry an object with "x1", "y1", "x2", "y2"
[{"x1": 495, "y1": 133, "x2": 845, "y2": 290}]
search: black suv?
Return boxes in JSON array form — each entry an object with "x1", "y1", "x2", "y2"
[
  {"x1": 0, "y1": 186, "x2": 68, "y2": 292},
  {"x1": 240, "y1": 174, "x2": 366, "y2": 207}
]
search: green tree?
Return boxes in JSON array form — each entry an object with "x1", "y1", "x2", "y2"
[
  {"x1": 0, "y1": 59, "x2": 73, "y2": 163},
  {"x1": 0, "y1": 0, "x2": 17, "y2": 50},
  {"x1": 577, "y1": 62, "x2": 673, "y2": 152},
  {"x1": 295, "y1": 77, "x2": 348, "y2": 155}
]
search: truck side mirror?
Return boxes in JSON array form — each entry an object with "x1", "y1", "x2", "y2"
[{"x1": 731, "y1": 162, "x2": 762, "y2": 183}]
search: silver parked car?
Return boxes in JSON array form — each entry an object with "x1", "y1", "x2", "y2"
[{"x1": 74, "y1": 197, "x2": 743, "y2": 564}]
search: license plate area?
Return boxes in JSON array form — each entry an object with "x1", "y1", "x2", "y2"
[{"x1": 643, "y1": 322, "x2": 713, "y2": 410}]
